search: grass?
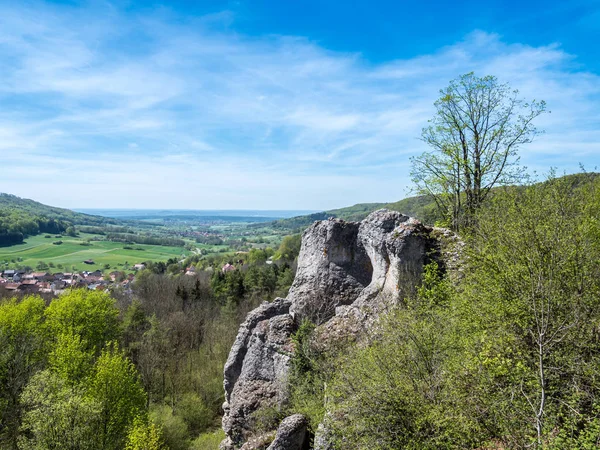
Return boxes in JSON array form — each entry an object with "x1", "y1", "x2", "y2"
[{"x1": 0, "y1": 233, "x2": 190, "y2": 272}]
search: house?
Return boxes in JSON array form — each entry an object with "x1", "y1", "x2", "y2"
[
  {"x1": 38, "y1": 282, "x2": 52, "y2": 293},
  {"x1": 2, "y1": 269, "x2": 15, "y2": 279},
  {"x1": 19, "y1": 280, "x2": 39, "y2": 293},
  {"x1": 32, "y1": 272, "x2": 52, "y2": 281},
  {"x1": 62, "y1": 273, "x2": 81, "y2": 283},
  {"x1": 3, "y1": 283, "x2": 20, "y2": 291},
  {"x1": 51, "y1": 280, "x2": 68, "y2": 291},
  {"x1": 185, "y1": 266, "x2": 197, "y2": 276},
  {"x1": 133, "y1": 263, "x2": 146, "y2": 271},
  {"x1": 109, "y1": 271, "x2": 123, "y2": 281},
  {"x1": 83, "y1": 259, "x2": 95, "y2": 265},
  {"x1": 222, "y1": 263, "x2": 236, "y2": 273}
]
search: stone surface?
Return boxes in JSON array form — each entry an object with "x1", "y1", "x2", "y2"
[
  {"x1": 222, "y1": 297, "x2": 294, "y2": 448},
  {"x1": 267, "y1": 414, "x2": 310, "y2": 450},
  {"x1": 287, "y1": 219, "x2": 370, "y2": 324},
  {"x1": 221, "y1": 210, "x2": 449, "y2": 449}
]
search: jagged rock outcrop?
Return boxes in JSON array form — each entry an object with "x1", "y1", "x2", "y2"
[{"x1": 221, "y1": 210, "x2": 448, "y2": 450}]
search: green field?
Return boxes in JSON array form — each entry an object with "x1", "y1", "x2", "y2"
[{"x1": 0, "y1": 233, "x2": 190, "y2": 272}]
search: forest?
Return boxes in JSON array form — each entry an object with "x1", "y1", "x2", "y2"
[
  {"x1": 284, "y1": 172, "x2": 600, "y2": 448},
  {"x1": 0, "y1": 236, "x2": 301, "y2": 450}
]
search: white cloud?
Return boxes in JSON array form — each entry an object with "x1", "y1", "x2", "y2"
[{"x1": 0, "y1": 4, "x2": 598, "y2": 209}]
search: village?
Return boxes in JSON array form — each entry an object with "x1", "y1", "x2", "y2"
[
  {"x1": 0, "y1": 262, "x2": 147, "y2": 295},
  {"x1": 0, "y1": 259, "x2": 247, "y2": 296}
]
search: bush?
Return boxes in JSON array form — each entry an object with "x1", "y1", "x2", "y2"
[
  {"x1": 287, "y1": 320, "x2": 327, "y2": 431},
  {"x1": 190, "y1": 429, "x2": 225, "y2": 450},
  {"x1": 150, "y1": 405, "x2": 189, "y2": 450},
  {"x1": 177, "y1": 393, "x2": 214, "y2": 436}
]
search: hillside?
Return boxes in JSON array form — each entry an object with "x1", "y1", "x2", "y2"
[
  {"x1": 269, "y1": 172, "x2": 600, "y2": 233},
  {"x1": 0, "y1": 193, "x2": 119, "y2": 245},
  {"x1": 269, "y1": 195, "x2": 437, "y2": 232},
  {"x1": 221, "y1": 171, "x2": 600, "y2": 449},
  {"x1": 0, "y1": 194, "x2": 119, "y2": 226}
]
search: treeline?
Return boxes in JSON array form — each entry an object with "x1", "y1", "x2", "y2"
[
  {"x1": 0, "y1": 213, "x2": 69, "y2": 246},
  {"x1": 194, "y1": 235, "x2": 224, "y2": 246},
  {"x1": 0, "y1": 234, "x2": 302, "y2": 449},
  {"x1": 0, "y1": 231, "x2": 25, "y2": 247},
  {"x1": 78, "y1": 225, "x2": 132, "y2": 235},
  {"x1": 106, "y1": 233, "x2": 186, "y2": 247},
  {"x1": 285, "y1": 173, "x2": 600, "y2": 449}
]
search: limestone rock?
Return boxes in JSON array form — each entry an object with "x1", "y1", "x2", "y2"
[
  {"x1": 267, "y1": 414, "x2": 310, "y2": 450},
  {"x1": 222, "y1": 298, "x2": 294, "y2": 447},
  {"x1": 287, "y1": 219, "x2": 370, "y2": 324},
  {"x1": 221, "y1": 210, "x2": 452, "y2": 449}
]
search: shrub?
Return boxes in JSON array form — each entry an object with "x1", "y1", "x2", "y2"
[{"x1": 190, "y1": 429, "x2": 225, "y2": 450}]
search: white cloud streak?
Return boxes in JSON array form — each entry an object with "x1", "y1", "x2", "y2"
[{"x1": 0, "y1": 4, "x2": 598, "y2": 209}]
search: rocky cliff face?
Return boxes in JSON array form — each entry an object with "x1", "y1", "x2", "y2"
[{"x1": 221, "y1": 210, "x2": 447, "y2": 450}]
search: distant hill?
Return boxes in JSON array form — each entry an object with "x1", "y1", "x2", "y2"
[
  {"x1": 268, "y1": 172, "x2": 600, "y2": 233},
  {"x1": 269, "y1": 195, "x2": 439, "y2": 233},
  {"x1": 0, "y1": 193, "x2": 119, "y2": 246}
]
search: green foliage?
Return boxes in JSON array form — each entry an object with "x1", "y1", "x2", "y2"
[
  {"x1": 324, "y1": 264, "x2": 471, "y2": 450},
  {"x1": 0, "y1": 230, "x2": 295, "y2": 448},
  {"x1": 177, "y1": 392, "x2": 214, "y2": 437},
  {"x1": 291, "y1": 171, "x2": 600, "y2": 449},
  {"x1": 48, "y1": 331, "x2": 94, "y2": 383},
  {"x1": 274, "y1": 234, "x2": 302, "y2": 261},
  {"x1": 125, "y1": 416, "x2": 166, "y2": 450},
  {"x1": 45, "y1": 289, "x2": 120, "y2": 354},
  {"x1": 412, "y1": 72, "x2": 546, "y2": 231},
  {"x1": 0, "y1": 296, "x2": 47, "y2": 448},
  {"x1": 88, "y1": 342, "x2": 147, "y2": 450},
  {"x1": 288, "y1": 320, "x2": 328, "y2": 431},
  {"x1": 0, "y1": 296, "x2": 46, "y2": 339},
  {"x1": 20, "y1": 370, "x2": 102, "y2": 450},
  {"x1": 106, "y1": 232, "x2": 185, "y2": 247},
  {"x1": 190, "y1": 429, "x2": 226, "y2": 450},
  {"x1": 452, "y1": 172, "x2": 600, "y2": 446},
  {"x1": 150, "y1": 405, "x2": 190, "y2": 450},
  {"x1": 0, "y1": 192, "x2": 117, "y2": 244},
  {"x1": 291, "y1": 320, "x2": 317, "y2": 376}
]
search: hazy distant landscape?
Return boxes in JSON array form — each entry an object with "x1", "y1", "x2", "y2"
[{"x1": 75, "y1": 209, "x2": 317, "y2": 220}]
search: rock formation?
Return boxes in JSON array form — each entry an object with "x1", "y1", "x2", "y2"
[{"x1": 221, "y1": 210, "x2": 449, "y2": 450}]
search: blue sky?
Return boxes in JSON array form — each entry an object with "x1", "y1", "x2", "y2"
[{"x1": 0, "y1": 0, "x2": 599, "y2": 210}]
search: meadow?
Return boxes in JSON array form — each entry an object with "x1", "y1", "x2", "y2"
[{"x1": 0, "y1": 233, "x2": 190, "y2": 272}]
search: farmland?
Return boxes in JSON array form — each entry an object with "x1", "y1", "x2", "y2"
[{"x1": 0, "y1": 233, "x2": 191, "y2": 272}]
